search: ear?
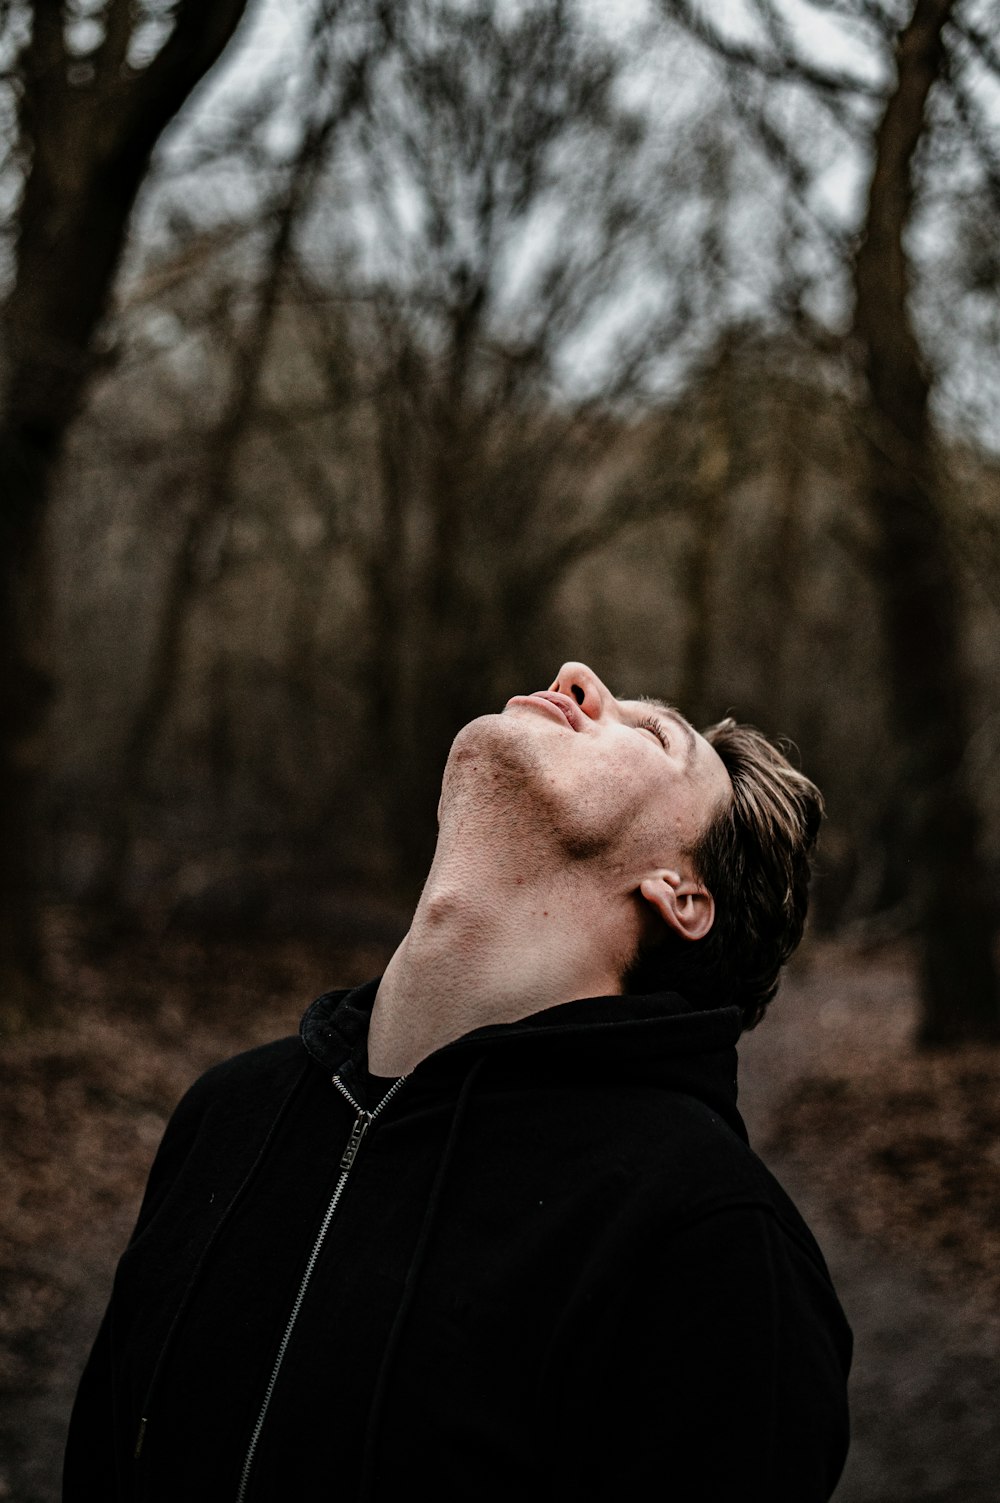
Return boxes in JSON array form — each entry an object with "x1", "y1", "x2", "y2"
[{"x1": 639, "y1": 869, "x2": 715, "y2": 943}]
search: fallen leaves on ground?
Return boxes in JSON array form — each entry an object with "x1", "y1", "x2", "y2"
[{"x1": 767, "y1": 1047, "x2": 1000, "y2": 1315}]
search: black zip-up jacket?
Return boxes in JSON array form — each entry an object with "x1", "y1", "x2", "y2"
[{"x1": 64, "y1": 981, "x2": 852, "y2": 1501}]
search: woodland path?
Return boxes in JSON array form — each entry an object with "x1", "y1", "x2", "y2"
[{"x1": 739, "y1": 956, "x2": 1000, "y2": 1503}]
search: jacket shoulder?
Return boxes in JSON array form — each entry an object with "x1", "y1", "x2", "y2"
[
  {"x1": 176, "y1": 1034, "x2": 306, "y2": 1117},
  {"x1": 129, "y1": 1036, "x2": 309, "y2": 1241},
  {"x1": 604, "y1": 1087, "x2": 829, "y2": 1269}
]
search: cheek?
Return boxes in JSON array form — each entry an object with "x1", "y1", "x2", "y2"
[
  {"x1": 667, "y1": 790, "x2": 708, "y2": 853},
  {"x1": 595, "y1": 750, "x2": 653, "y2": 813},
  {"x1": 601, "y1": 760, "x2": 675, "y2": 847},
  {"x1": 641, "y1": 777, "x2": 705, "y2": 861}
]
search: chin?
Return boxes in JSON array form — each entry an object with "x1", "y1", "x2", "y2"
[
  {"x1": 441, "y1": 714, "x2": 607, "y2": 859},
  {"x1": 438, "y1": 713, "x2": 555, "y2": 817},
  {"x1": 447, "y1": 712, "x2": 530, "y2": 770}
]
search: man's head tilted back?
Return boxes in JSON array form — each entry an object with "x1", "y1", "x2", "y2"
[
  {"x1": 441, "y1": 660, "x2": 823, "y2": 1032},
  {"x1": 627, "y1": 707, "x2": 824, "y2": 1030}
]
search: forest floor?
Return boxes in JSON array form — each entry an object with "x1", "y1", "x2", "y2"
[{"x1": 1, "y1": 912, "x2": 999, "y2": 1502}]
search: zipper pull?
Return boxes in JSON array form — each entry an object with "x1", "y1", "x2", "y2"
[
  {"x1": 134, "y1": 1416, "x2": 148, "y2": 1459},
  {"x1": 340, "y1": 1114, "x2": 369, "y2": 1170}
]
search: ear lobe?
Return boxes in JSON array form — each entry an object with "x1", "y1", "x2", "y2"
[{"x1": 639, "y1": 869, "x2": 715, "y2": 943}]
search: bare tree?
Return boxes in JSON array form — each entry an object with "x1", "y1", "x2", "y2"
[
  {"x1": 852, "y1": 0, "x2": 998, "y2": 1041},
  {"x1": 0, "y1": 0, "x2": 251, "y2": 1022},
  {"x1": 85, "y1": 0, "x2": 389, "y2": 922},
  {"x1": 660, "y1": 0, "x2": 1000, "y2": 1042},
  {"x1": 263, "y1": 0, "x2": 720, "y2": 877}
]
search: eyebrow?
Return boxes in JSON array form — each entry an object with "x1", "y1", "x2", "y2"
[{"x1": 636, "y1": 697, "x2": 697, "y2": 767}]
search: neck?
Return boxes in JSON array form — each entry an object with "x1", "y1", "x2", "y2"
[{"x1": 367, "y1": 834, "x2": 636, "y2": 1077}]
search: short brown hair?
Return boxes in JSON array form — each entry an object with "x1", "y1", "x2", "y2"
[{"x1": 625, "y1": 719, "x2": 824, "y2": 1029}]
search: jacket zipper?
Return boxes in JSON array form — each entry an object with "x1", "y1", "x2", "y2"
[{"x1": 235, "y1": 1072, "x2": 407, "y2": 1503}]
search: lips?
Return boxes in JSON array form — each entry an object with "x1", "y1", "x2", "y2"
[{"x1": 505, "y1": 691, "x2": 583, "y2": 731}]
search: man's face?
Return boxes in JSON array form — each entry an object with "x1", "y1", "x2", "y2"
[{"x1": 445, "y1": 660, "x2": 731, "y2": 881}]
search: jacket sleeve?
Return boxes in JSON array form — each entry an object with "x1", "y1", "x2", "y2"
[
  {"x1": 61, "y1": 1069, "x2": 219, "y2": 1501},
  {"x1": 550, "y1": 1202, "x2": 852, "y2": 1502},
  {"x1": 61, "y1": 1039, "x2": 307, "y2": 1501},
  {"x1": 62, "y1": 1303, "x2": 120, "y2": 1501}
]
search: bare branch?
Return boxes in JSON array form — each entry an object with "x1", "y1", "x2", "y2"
[
  {"x1": 942, "y1": 59, "x2": 1000, "y2": 220},
  {"x1": 798, "y1": 0, "x2": 900, "y2": 39},
  {"x1": 95, "y1": 0, "x2": 134, "y2": 91},
  {"x1": 723, "y1": 74, "x2": 853, "y2": 258},
  {"x1": 951, "y1": 13, "x2": 1000, "y2": 79},
  {"x1": 117, "y1": 0, "x2": 251, "y2": 159},
  {"x1": 661, "y1": 0, "x2": 885, "y2": 99}
]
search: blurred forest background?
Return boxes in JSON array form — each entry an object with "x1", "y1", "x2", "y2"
[
  {"x1": 2, "y1": 0, "x2": 1000, "y2": 1040},
  {"x1": 2, "y1": 0, "x2": 1000, "y2": 1498}
]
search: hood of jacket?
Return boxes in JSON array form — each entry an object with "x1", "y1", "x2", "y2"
[{"x1": 300, "y1": 978, "x2": 747, "y2": 1141}]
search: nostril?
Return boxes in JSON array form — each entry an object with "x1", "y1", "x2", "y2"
[{"x1": 570, "y1": 684, "x2": 585, "y2": 705}]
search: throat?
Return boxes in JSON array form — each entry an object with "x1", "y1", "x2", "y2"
[{"x1": 367, "y1": 873, "x2": 628, "y2": 1076}]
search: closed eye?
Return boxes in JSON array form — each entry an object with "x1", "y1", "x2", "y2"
[{"x1": 637, "y1": 714, "x2": 669, "y2": 751}]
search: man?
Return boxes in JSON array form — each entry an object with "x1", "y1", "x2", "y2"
[{"x1": 65, "y1": 660, "x2": 852, "y2": 1501}]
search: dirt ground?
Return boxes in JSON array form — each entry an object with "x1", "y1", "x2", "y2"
[
  {"x1": 2, "y1": 916, "x2": 998, "y2": 1501},
  {"x1": 737, "y1": 944, "x2": 1000, "y2": 1503}
]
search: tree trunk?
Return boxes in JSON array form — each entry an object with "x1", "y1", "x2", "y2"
[
  {"x1": 0, "y1": 471, "x2": 50, "y2": 1028},
  {"x1": 852, "y1": 0, "x2": 999, "y2": 1042},
  {"x1": 0, "y1": 0, "x2": 250, "y2": 1022},
  {"x1": 87, "y1": 15, "x2": 376, "y2": 921}
]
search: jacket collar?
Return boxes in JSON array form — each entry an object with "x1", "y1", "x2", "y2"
[{"x1": 300, "y1": 978, "x2": 746, "y2": 1138}]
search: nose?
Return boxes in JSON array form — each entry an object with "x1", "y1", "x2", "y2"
[{"x1": 548, "y1": 662, "x2": 609, "y2": 721}]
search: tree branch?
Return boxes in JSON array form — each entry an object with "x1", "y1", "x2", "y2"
[
  {"x1": 951, "y1": 13, "x2": 1000, "y2": 79},
  {"x1": 117, "y1": 0, "x2": 252, "y2": 161},
  {"x1": 661, "y1": 0, "x2": 885, "y2": 99}
]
